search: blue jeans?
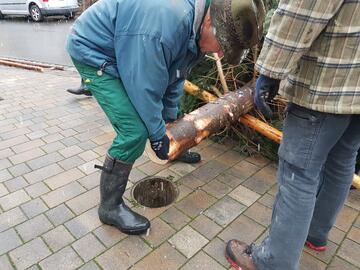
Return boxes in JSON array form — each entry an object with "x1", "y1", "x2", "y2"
[{"x1": 252, "y1": 103, "x2": 360, "y2": 270}]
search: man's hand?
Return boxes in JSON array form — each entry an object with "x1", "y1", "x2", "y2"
[
  {"x1": 254, "y1": 75, "x2": 280, "y2": 118},
  {"x1": 150, "y1": 135, "x2": 170, "y2": 160}
]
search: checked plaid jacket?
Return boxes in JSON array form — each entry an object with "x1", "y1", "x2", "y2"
[{"x1": 256, "y1": 0, "x2": 360, "y2": 114}]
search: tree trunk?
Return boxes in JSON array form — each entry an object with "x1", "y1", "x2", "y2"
[{"x1": 166, "y1": 84, "x2": 254, "y2": 160}]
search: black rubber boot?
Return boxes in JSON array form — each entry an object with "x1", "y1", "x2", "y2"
[
  {"x1": 96, "y1": 155, "x2": 150, "y2": 235},
  {"x1": 175, "y1": 150, "x2": 201, "y2": 164},
  {"x1": 66, "y1": 83, "x2": 92, "y2": 96}
]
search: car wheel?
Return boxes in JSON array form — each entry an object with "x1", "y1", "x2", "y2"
[
  {"x1": 29, "y1": 4, "x2": 43, "y2": 22},
  {"x1": 0, "y1": 11, "x2": 4, "y2": 20}
]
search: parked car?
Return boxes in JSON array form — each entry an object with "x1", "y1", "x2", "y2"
[{"x1": 0, "y1": 0, "x2": 79, "y2": 22}]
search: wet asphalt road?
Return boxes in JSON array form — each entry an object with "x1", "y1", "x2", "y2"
[{"x1": 0, "y1": 17, "x2": 73, "y2": 66}]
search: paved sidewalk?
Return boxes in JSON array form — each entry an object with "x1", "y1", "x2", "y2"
[{"x1": 0, "y1": 65, "x2": 359, "y2": 270}]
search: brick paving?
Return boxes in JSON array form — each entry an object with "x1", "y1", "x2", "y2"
[{"x1": 0, "y1": 65, "x2": 359, "y2": 270}]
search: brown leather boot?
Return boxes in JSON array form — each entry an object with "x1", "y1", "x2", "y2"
[{"x1": 225, "y1": 240, "x2": 257, "y2": 270}]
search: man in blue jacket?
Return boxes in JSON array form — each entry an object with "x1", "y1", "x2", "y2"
[{"x1": 67, "y1": 0, "x2": 265, "y2": 235}]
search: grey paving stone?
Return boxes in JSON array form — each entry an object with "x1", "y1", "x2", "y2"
[
  {"x1": 59, "y1": 129, "x2": 78, "y2": 138},
  {"x1": 72, "y1": 233, "x2": 105, "y2": 262},
  {"x1": 0, "y1": 169, "x2": 13, "y2": 183},
  {"x1": 0, "y1": 158, "x2": 12, "y2": 171},
  {"x1": 129, "y1": 168, "x2": 147, "y2": 183},
  {"x1": 338, "y1": 239, "x2": 360, "y2": 268},
  {"x1": 160, "y1": 206, "x2": 191, "y2": 230},
  {"x1": 175, "y1": 190, "x2": 217, "y2": 218},
  {"x1": 77, "y1": 171, "x2": 100, "y2": 190},
  {"x1": 242, "y1": 164, "x2": 277, "y2": 195},
  {"x1": 40, "y1": 141, "x2": 65, "y2": 154},
  {"x1": 131, "y1": 242, "x2": 186, "y2": 270},
  {"x1": 0, "y1": 255, "x2": 14, "y2": 270},
  {"x1": 66, "y1": 187, "x2": 99, "y2": 215},
  {"x1": 204, "y1": 196, "x2": 246, "y2": 227},
  {"x1": 77, "y1": 141, "x2": 98, "y2": 151},
  {"x1": 26, "y1": 130, "x2": 48, "y2": 140},
  {"x1": 42, "y1": 225, "x2": 75, "y2": 252},
  {"x1": 0, "y1": 135, "x2": 28, "y2": 152},
  {"x1": 0, "y1": 148, "x2": 14, "y2": 159},
  {"x1": 78, "y1": 159, "x2": 100, "y2": 175},
  {"x1": 24, "y1": 163, "x2": 64, "y2": 184},
  {"x1": 20, "y1": 198, "x2": 49, "y2": 218},
  {"x1": 202, "y1": 179, "x2": 233, "y2": 199},
  {"x1": 9, "y1": 238, "x2": 51, "y2": 270},
  {"x1": 0, "y1": 207, "x2": 27, "y2": 233},
  {"x1": 7, "y1": 163, "x2": 31, "y2": 178},
  {"x1": 11, "y1": 139, "x2": 45, "y2": 154},
  {"x1": 39, "y1": 246, "x2": 83, "y2": 270},
  {"x1": 25, "y1": 182, "x2": 51, "y2": 198},
  {"x1": 181, "y1": 251, "x2": 226, "y2": 270},
  {"x1": 1, "y1": 127, "x2": 31, "y2": 140},
  {"x1": 60, "y1": 137, "x2": 81, "y2": 147},
  {"x1": 0, "y1": 183, "x2": 9, "y2": 197},
  {"x1": 190, "y1": 214, "x2": 222, "y2": 240},
  {"x1": 58, "y1": 156, "x2": 86, "y2": 171},
  {"x1": 4, "y1": 176, "x2": 28, "y2": 192},
  {"x1": 42, "y1": 133, "x2": 64, "y2": 144},
  {"x1": 0, "y1": 229, "x2": 22, "y2": 255},
  {"x1": 218, "y1": 215, "x2": 266, "y2": 244},
  {"x1": 327, "y1": 256, "x2": 360, "y2": 270},
  {"x1": 78, "y1": 150, "x2": 99, "y2": 162},
  {"x1": 346, "y1": 189, "x2": 360, "y2": 211},
  {"x1": 78, "y1": 261, "x2": 101, "y2": 270},
  {"x1": 44, "y1": 168, "x2": 85, "y2": 190},
  {"x1": 169, "y1": 226, "x2": 209, "y2": 258},
  {"x1": 93, "y1": 225, "x2": 127, "y2": 248},
  {"x1": 258, "y1": 193, "x2": 275, "y2": 209},
  {"x1": 227, "y1": 160, "x2": 261, "y2": 180},
  {"x1": 45, "y1": 204, "x2": 75, "y2": 226},
  {"x1": 191, "y1": 160, "x2": 229, "y2": 183},
  {"x1": 41, "y1": 181, "x2": 86, "y2": 208},
  {"x1": 16, "y1": 214, "x2": 53, "y2": 241},
  {"x1": 141, "y1": 218, "x2": 175, "y2": 248},
  {"x1": 8, "y1": 148, "x2": 45, "y2": 165},
  {"x1": 0, "y1": 189, "x2": 31, "y2": 211},
  {"x1": 229, "y1": 185, "x2": 261, "y2": 207},
  {"x1": 26, "y1": 152, "x2": 64, "y2": 171},
  {"x1": 65, "y1": 207, "x2": 102, "y2": 239},
  {"x1": 96, "y1": 237, "x2": 151, "y2": 270},
  {"x1": 335, "y1": 205, "x2": 358, "y2": 232},
  {"x1": 59, "y1": 145, "x2": 83, "y2": 158},
  {"x1": 244, "y1": 202, "x2": 272, "y2": 227}
]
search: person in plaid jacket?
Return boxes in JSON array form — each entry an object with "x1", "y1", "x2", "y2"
[{"x1": 225, "y1": 1, "x2": 360, "y2": 269}]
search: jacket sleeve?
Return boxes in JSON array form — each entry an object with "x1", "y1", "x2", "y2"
[
  {"x1": 114, "y1": 34, "x2": 172, "y2": 141},
  {"x1": 256, "y1": 0, "x2": 345, "y2": 79},
  {"x1": 162, "y1": 78, "x2": 185, "y2": 122}
]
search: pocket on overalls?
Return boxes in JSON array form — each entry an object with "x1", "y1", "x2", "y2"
[{"x1": 278, "y1": 103, "x2": 323, "y2": 169}]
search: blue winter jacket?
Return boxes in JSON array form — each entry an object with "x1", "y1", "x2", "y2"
[{"x1": 67, "y1": 0, "x2": 207, "y2": 141}]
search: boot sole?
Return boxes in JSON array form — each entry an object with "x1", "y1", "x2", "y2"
[
  {"x1": 305, "y1": 241, "x2": 327, "y2": 252},
  {"x1": 99, "y1": 218, "x2": 149, "y2": 235},
  {"x1": 225, "y1": 254, "x2": 243, "y2": 270}
]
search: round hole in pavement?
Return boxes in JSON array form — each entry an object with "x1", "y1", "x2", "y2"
[{"x1": 132, "y1": 177, "x2": 178, "y2": 208}]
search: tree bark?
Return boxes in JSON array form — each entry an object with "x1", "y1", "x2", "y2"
[{"x1": 166, "y1": 84, "x2": 254, "y2": 160}]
